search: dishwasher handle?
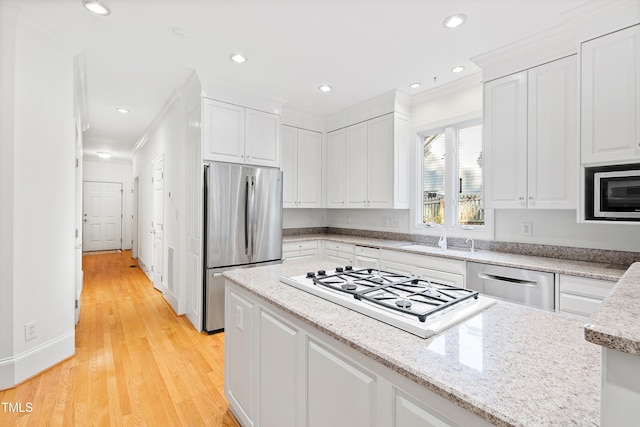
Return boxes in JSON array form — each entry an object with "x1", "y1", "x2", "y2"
[{"x1": 477, "y1": 272, "x2": 538, "y2": 288}]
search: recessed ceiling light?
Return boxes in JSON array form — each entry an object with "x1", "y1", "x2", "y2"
[
  {"x1": 82, "y1": 0, "x2": 111, "y2": 16},
  {"x1": 443, "y1": 14, "x2": 466, "y2": 28},
  {"x1": 410, "y1": 82, "x2": 422, "y2": 89},
  {"x1": 116, "y1": 108, "x2": 129, "y2": 114},
  {"x1": 318, "y1": 85, "x2": 332, "y2": 93},
  {"x1": 451, "y1": 66, "x2": 465, "y2": 73},
  {"x1": 230, "y1": 53, "x2": 247, "y2": 63},
  {"x1": 97, "y1": 152, "x2": 112, "y2": 159}
]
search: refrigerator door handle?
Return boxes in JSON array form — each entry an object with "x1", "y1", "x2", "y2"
[
  {"x1": 250, "y1": 175, "x2": 256, "y2": 258},
  {"x1": 244, "y1": 176, "x2": 250, "y2": 258}
]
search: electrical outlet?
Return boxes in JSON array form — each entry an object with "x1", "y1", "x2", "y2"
[
  {"x1": 25, "y1": 321, "x2": 37, "y2": 342},
  {"x1": 520, "y1": 222, "x2": 533, "y2": 236},
  {"x1": 389, "y1": 218, "x2": 400, "y2": 228},
  {"x1": 383, "y1": 217, "x2": 390, "y2": 227}
]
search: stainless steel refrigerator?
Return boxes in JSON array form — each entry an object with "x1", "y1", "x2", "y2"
[{"x1": 203, "y1": 161, "x2": 283, "y2": 333}]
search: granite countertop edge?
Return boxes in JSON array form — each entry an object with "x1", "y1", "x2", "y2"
[
  {"x1": 584, "y1": 262, "x2": 640, "y2": 355},
  {"x1": 283, "y1": 234, "x2": 627, "y2": 282}
]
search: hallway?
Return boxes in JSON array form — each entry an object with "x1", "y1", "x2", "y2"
[{"x1": 0, "y1": 251, "x2": 240, "y2": 426}]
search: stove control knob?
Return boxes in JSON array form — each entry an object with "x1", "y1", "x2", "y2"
[
  {"x1": 317, "y1": 270, "x2": 326, "y2": 276},
  {"x1": 335, "y1": 267, "x2": 344, "y2": 273},
  {"x1": 345, "y1": 265, "x2": 353, "y2": 271},
  {"x1": 306, "y1": 272, "x2": 316, "y2": 278}
]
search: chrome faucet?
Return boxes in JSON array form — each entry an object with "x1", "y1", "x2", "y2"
[
  {"x1": 427, "y1": 222, "x2": 447, "y2": 250},
  {"x1": 465, "y1": 238, "x2": 475, "y2": 253}
]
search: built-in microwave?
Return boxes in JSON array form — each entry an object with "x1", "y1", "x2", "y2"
[{"x1": 585, "y1": 163, "x2": 640, "y2": 221}]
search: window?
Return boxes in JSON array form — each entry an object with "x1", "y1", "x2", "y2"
[{"x1": 421, "y1": 120, "x2": 484, "y2": 227}]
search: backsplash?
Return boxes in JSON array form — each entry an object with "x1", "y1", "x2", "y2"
[{"x1": 285, "y1": 227, "x2": 640, "y2": 268}]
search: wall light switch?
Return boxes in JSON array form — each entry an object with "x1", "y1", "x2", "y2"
[{"x1": 521, "y1": 222, "x2": 533, "y2": 236}]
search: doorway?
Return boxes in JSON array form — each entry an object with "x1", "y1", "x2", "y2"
[{"x1": 82, "y1": 181, "x2": 123, "y2": 252}]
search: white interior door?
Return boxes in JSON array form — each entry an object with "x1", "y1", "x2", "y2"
[
  {"x1": 152, "y1": 157, "x2": 165, "y2": 292},
  {"x1": 82, "y1": 181, "x2": 122, "y2": 252}
]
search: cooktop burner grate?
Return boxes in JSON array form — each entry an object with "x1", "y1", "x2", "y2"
[{"x1": 312, "y1": 268, "x2": 479, "y2": 322}]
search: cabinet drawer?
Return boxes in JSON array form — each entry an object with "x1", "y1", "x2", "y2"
[
  {"x1": 355, "y1": 246, "x2": 380, "y2": 258},
  {"x1": 325, "y1": 242, "x2": 354, "y2": 254},
  {"x1": 559, "y1": 292, "x2": 603, "y2": 318},
  {"x1": 283, "y1": 240, "x2": 318, "y2": 252},
  {"x1": 380, "y1": 249, "x2": 465, "y2": 275},
  {"x1": 559, "y1": 275, "x2": 615, "y2": 300}
]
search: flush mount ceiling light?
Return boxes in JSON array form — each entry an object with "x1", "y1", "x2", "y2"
[
  {"x1": 230, "y1": 53, "x2": 247, "y2": 63},
  {"x1": 116, "y1": 108, "x2": 129, "y2": 114},
  {"x1": 97, "y1": 152, "x2": 112, "y2": 159},
  {"x1": 451, "y1": 66, "x2": 465, "y2": 73},
  {"x1": 82, "y1": 0, "x2": 111, "y2": 16},
  {"x1": 410, "y1": 82, "x2": 422, "y2": 89},
  {"x1": 318, "y1": 85, "x2": 332, "y2": 93},
  {"x1": 443, "y1": 14, "x2": 466, "y2": 28}
]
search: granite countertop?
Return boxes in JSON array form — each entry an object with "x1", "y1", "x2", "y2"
[
  {"x1": 585, "y1": 262, "x2": 640, "y2": 355},
  {"x1": 283, "y1": 234, "x2": 627, "y2": 282},
  {"x1": 224, "y1": 261, "x2": 601, "y2": 427}
]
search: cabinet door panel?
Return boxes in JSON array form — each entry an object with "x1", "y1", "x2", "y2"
[
  {"x1": 203, "y1": 99, "x2": 245, "y2": 163},
  {"x1": 528, "y1": 56, "x2": 577, "y2": 209},
  {"x1": 367, "y1": 114, "x2": 394, "y2": 208},
  {"x1": 581, "y1": 25, "x2": 640, "y2": 164},
  {"x1": 346, "y1": 122, "x2": 368, "y2": 207},
  {"x1": 307, "y1": 340, "x2": 376, "y2": 427},
  {"x1": 327, "y1": 129, "x2": 346, "y2": 208},
  {"x1": 297, "y1": 129, "x2": 322, "y2": 208},
  {"x1": 245, "y1": 109, "x2": 280, "y2": 167},
  {"x1": 225, "y1": 288, "x2": 255, "y2": 425},
  {"x1": 260, "y1": 310, "x2": 298, "y2": 427},
  {"x1": 484, "y1": 72, "x2": 528, "y2": 209},
  {"x1": 281, "y1": 126, "x2": 298, "y2": 207}
]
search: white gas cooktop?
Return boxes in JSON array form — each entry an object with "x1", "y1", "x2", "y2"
[{"x1": 280, "y1": 266, "x2": 495, "y2": 339}]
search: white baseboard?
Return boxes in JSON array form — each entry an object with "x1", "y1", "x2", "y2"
[{"x1": 0, "y1": 331, "x2": 75, "y2": 390}]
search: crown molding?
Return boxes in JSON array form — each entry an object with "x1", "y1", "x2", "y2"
[
  {"x1": 411, "y1": 73, "x2": 483, "y2": 106},
  {"x1": 198, "y1": 70, "x2": 286, "y2": 115}
]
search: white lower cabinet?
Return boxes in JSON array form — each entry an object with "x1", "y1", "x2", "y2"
[
  {"x1": 259, "y1": 310, "x2": 299, "y2": 427},
  {"x1": 323, "y1": 242, "x2": 355, "y2": 265},
  {"x1": 224, "y1": 288, "x2": 257, "y2": 427},
  {"x1": 380, "y1": 249, "x2": 466, "y2": 288},
  {"x1": 282, "y1": 240, "x2": 319, "y2": 263},
  {"x1": 307, "y1": 339, "x2": 376, "y2": 427},
  {"x1": 354, "y1": 245, "x2": 380, "y2": 270},
  {"x1": 225, "y1": 280, "x2": 492, "y2": 427},
  {"x1": 558, "y1": 274, "x2": 615, "y2": 319}
]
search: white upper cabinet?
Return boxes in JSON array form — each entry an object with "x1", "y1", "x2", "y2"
[
  {"x1": 203, "y1": 98, "x2": 280, "y2": 167},
  {"x1": 581, "y1": 24, "x2": 640, "y2": 165},
  {"x1": 527, "y1": 56, "x2": 578, "y2": 209},
  {"x1": 281, "y1": 125, "x2": 322, "y2": 208},
  {"x1": 327, "y1": 113, "x2": 409, "y2": 209},
  {"x1": 326, "y1": 129, "x2": 346, "y2": 208},
  {"x1": 485, "y1": 55, "x2": 578, "y2": 209}
]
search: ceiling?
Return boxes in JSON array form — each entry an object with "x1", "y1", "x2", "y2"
[{"x1": 7, "y1": 0, "x2": 593, "y2": 160}]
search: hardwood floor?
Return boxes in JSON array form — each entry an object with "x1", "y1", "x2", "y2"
[{"x1": 0, "y1": 251, "x2": 240, "y2": 427}]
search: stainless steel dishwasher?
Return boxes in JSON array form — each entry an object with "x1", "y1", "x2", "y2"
[{"x1": 466, "y1": 262, "x2": 555, "y2": 311}]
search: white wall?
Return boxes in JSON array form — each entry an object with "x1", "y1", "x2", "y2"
[
  {"x1": 495, "y1": 210, "x2": 640, "y2": 252},
  {"x1": 0, "y1": 7, "x2": 76, "y2": 389},
  {"x1": 133, "y1": 93, "x2": 187, "y2": 314},
  {"x1": 83, "y1": 158, "x2": 134, "y2": 250},
  {"x1": 283, "y1": 208, "x2": 327, "y2": 229}
]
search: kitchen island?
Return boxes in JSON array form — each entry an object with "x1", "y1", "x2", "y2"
[{"x1": 223, "y1": 261, "x2": 601, "y2": 427}]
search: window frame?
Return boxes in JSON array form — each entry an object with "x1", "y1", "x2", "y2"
[{"x1": 413, "y1": 116, "x2": 494, "y2": 240}]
